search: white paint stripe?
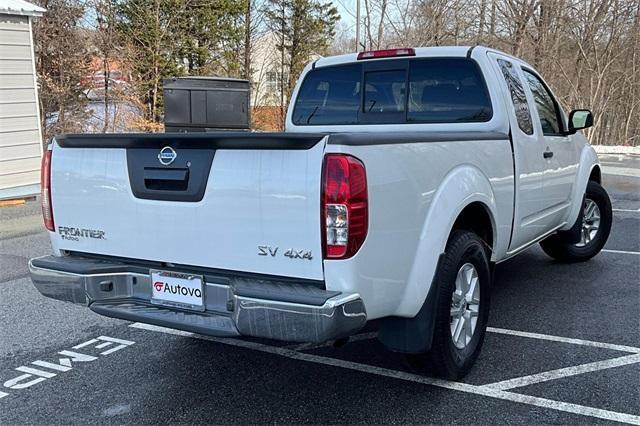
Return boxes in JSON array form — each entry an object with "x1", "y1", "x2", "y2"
[
  {"x1": 72, "y1": 339, "x2": 99, "y2": 349},
  {"x1": 15, "y1": 366, "x2": 56, "y2": 378},
  {"x1": 292, "y1": 328, "x2": 640, "y2": 354},
  {"x1": 99, "y1": 347, "x2": 125, "y2": 356},
  {"x1": 31, "y1": 360, "x2": 72, "y2": 372},
  {"x1": 57, "y1": 350, "x2": 97, "y2": 363},
  {"x1": 130, "y1": 323, "x2": 193, "y2": 337},
  {"x1": 613, "y1": 208, "x2": 640, "y2": 213},
  {"x1": 96, "y1": 336, "x2": 136, "y2": 355},
  {"x1": 483, "y1": 354, "x2": 640, "y2": 391},
  {"x1": 129, "y1": 323, "x2": 640, "y2": 425},
  {"x1": 490, "y1": 392, "x2": 640, "y2": 425},
  {"x1": 287, "y1": 332, "x2": 379, "y2": 351},
  {"x1": 487, "y1": 327, "x2": 640, "y2": 354},
  {"x1": 97, "y1": 336, "x2": 135, "y2": 345},
  {"x1": 602, "y1": 249, "x2": 640, "y2": 255}
]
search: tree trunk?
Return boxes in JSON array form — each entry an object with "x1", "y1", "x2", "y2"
[
  {"x1": 280, "y1": 2, "x2": 285, "y2": 130},
  {"x1": 243, "y1": 0, "x2": 251, "y2": 80},
  {"x1": 102, "y1": 57, "x2": 109, "y2": 133},
  {"x1": 376, "y1": 0, "x2": 387, "y2": 48},
  {"x1": 478, "y1": 0, "x2": 486, "y2": 41},
  {"x1": 364, "y1": 0, "x2": 373, "y2": 49},
  {"x1": 489, "y1": 0, "x2": 496, "y2": 37}
]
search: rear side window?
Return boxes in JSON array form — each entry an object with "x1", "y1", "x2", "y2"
[
  {"x1": 496, "y1": 59, "x2": 533, "y2": 135},
  {"x1": 407, "y1": 58, "x2": 492, "y2": 123},
  {"x1": 292, "y1": 64, "x2": 361, "y2": 125}
]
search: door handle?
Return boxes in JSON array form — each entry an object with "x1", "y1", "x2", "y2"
[{"x1": 543, "y1": 150, "x2": 554, "y2": 159}]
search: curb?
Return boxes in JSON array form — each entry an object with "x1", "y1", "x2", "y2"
[{"x1": 0, "y1": 196, "x2": 36, "y2": 208}]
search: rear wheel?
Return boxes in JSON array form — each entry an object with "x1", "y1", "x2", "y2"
[
  {"x1": 407, "y1": 230, "x2": 491, "y2": 380},
  {"x1": 540, "y1": 181, "x2": 612, "y2": 262}
]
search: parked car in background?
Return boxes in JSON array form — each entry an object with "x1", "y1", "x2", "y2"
[
  {"x1": 81, "y1": 68, "x2": 130, "y2": 101},
  {"x1": 80, "y1": 69, "x2": 129, "y2": 89}
]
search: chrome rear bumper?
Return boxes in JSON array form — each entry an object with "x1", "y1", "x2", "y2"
[{"x1": 29, "y1": 255, "x2": 366, "y2": 343}]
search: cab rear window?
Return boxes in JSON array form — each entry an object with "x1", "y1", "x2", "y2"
[
  {"x1": 292, "y1": 58, "x2": 492, "y2": 125},
  {"x1": 407, "y1": 58, "x2": 492, "y2": 123},
  {"x1": 292, "y1": 64, "x2": 361, "y2": 125}
]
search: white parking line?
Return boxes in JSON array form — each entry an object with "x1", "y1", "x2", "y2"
[
  {"x1": 613, "y1": 208, "x2": 640, "y2": 213},
  {"x1": 292, "y1": 328, "x2": 640, "y2": 355},
  {"x1": 487, "y1": 327, "x2": 640, "y2": 354},
  {"x1": 291, "y1": 324, "x2": 640, "y2": 354},
  {"x1": 483, "y1": 353, "x2": 640, "y2": 391},
  {"x1": 602, "y1": 249, "x2": 640, "y2": 255},
  {"x1": 129, "y1": 323, "x2": 640, "y2": 425}
]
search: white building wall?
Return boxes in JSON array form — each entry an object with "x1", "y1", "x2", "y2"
[
  {"x1": 250, "y1": 31, "x2": 322, "y2": 108},
  {"x1": 250, "y1": 32, "x2": 285, "y2": 108},
  {"x1": 0, "y1": 13, "x2": 42, "y2": 199}
]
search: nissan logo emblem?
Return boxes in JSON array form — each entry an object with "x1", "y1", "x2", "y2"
[{"x1": 158, "y1": 146, "x2": 177, "y2": 166}]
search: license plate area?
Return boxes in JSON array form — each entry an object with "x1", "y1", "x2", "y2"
[{"x1": 150, "y1": 269, "x2": 205, "y2": 311}]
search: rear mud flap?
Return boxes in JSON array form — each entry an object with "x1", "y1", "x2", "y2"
[{"x1": 377, "y1": 254, "x2": 444, "y2": 354}]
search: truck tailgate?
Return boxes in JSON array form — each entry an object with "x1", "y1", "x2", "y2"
[{"x1": 49, "y1": 134, "x2": 327, "y2": 281}]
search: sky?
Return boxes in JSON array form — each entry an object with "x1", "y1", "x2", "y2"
[{"x1": 335, "y1": 0, "x2": 357, "y2": 29}]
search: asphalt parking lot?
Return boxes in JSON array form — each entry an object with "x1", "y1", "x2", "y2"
[{"x1": 1, "y1": 154, "x2": 638, "y2": 425}]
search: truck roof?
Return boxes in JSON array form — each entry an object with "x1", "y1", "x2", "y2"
[{"x1": 314, "y1": 45, "x2": 528, "y2": 69}]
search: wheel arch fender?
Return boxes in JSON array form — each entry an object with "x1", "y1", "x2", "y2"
[
  {"x1": 401, "y1": 164, "x2": 497, "y2": 315},
  {"x1": 560, "y1": 145, "x2": 600, "y2": 231},
  {"x1": 378, "y1": 164, "x2": 497, "y2": 353}
]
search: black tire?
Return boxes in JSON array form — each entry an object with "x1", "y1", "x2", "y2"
[
  {"x1": 540, "y1": 181, "x2": 612, "y2": 262},
  {"x1": 407, "y1": 230, "x2": 491, "y2": 380}
]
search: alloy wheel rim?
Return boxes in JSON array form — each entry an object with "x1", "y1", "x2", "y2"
[
  {"x1": 575, "y1": 198, "x2": 600, "y2": 247},
  {"x1": 450, "y1": 262, "x2": 480, "y2": 350}
]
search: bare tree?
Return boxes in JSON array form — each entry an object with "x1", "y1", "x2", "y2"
[
  {"x1": 33, "y1": 0, "x2": 92, "y2": 141},
  {"x1": 331, "y1": 0, "x2": 639, "y2": 146},
  {"x1": 92, "y1": 0, "x2": 119, "y2": 132}
]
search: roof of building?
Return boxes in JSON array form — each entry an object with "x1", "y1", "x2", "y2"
[{"x1": 0, "y1": 0, "x2": 45, "y2": 16}]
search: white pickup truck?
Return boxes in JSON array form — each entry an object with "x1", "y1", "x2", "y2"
[{"x1": 30, "y1": 46, "x2": 612, "y2": 379}]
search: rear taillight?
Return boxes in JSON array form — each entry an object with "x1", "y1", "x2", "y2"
[
  {"x1": 322, "y1": 154, "x2": 368, "y2": 259},
  {"x1": 40, "y1": 150, "x2": 54, "y2": 231}
]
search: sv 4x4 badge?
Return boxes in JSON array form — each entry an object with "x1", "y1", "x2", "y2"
[{"x1": 258, "y1": 246, "x2": 312, "y2": 260}]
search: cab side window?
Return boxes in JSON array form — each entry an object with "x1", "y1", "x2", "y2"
[
  {"x1": 496, "y1": 59, "x2": 533, "y2": 135},
  {"x1": 523, "y1": 70, "x2": 563, "y2": 135}
]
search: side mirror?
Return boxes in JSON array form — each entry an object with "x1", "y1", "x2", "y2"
[{"x1": 568, "y1": 109, "x2": 594, "y2": 134}]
